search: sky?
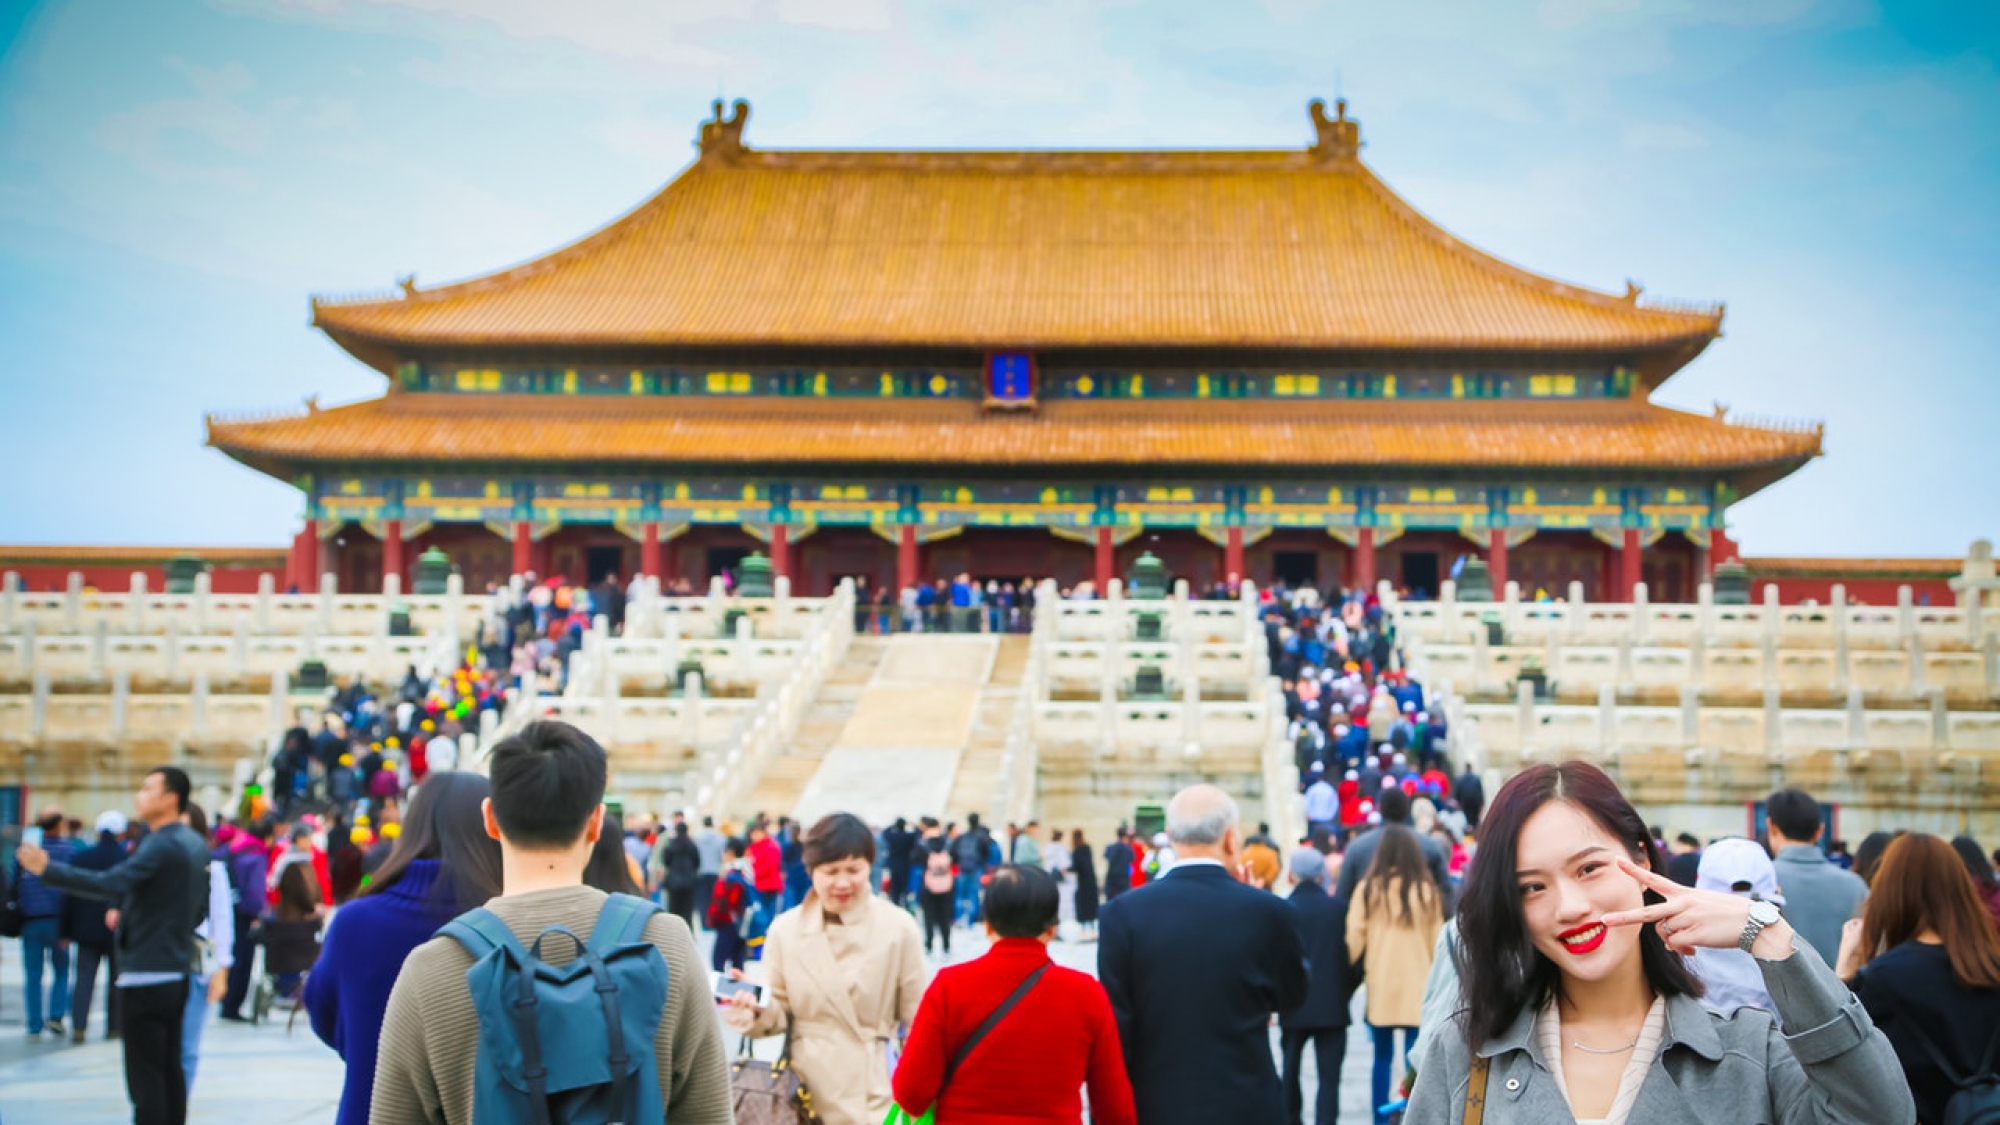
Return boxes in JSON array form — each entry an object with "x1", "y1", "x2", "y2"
[{"x1": 0, "y1": 0, "x2": 1995, "y2": 557}]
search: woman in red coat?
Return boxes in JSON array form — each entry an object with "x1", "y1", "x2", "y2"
[{"x1": 893, "y1": 866, "x2": 1136, "y2": 1125}]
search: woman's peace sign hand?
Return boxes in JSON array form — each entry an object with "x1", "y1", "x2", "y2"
[{"x1": 1600, "y1": 857, "x2": 1794, "y2": 959}]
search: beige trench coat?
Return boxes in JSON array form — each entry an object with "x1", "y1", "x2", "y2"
[
  {"x1": 744, "y1": 892, "x2": 929, "y2": 1125},
  {"x1": 1345, "y1": 875, "x2": 1443, "y2": 1027}
]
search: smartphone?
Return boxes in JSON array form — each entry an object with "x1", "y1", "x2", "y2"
[
  {"x1": 21, "y1": 826, "x2": 42, "y2": 849},
  {"x1": 713, "y1": 973, "x2": 764, "y2": 1006}
]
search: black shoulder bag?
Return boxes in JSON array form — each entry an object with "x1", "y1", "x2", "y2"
[{"x1": 1897, "y1": 1017, "x2": 2000, "y2": 1125}]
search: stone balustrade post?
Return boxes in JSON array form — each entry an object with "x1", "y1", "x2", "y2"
[
  {"x1": 1617, "y1": 632, "x2": 1635, "y2": 689},
  {"x1": 1377, "y1": 580, "x2": 1396, "y2": 611},
  {"x1": 1763, "y1": 680, "x2": 1783, "y2": 757},
  {"x1": 1760, "y1": 584, "x2": 1780, "y2": 646},
  {"x1": 1985, "y1": 633, "x2": 2000, "y2": 695},
  {"x1": 90, "y1": 619, "x2": 109, "y2": 679},
  {"x1": 1182, "y1": 672, "x2": 1201, "y2": 748},
  {"x1": 681, "y1": 673, "x2": 704, "y2": 751},
  {"x1": 1, "y1": 570, "x2": 19, "y2": 630},
  {"x1": 1679, "y1": 683, "x2": 1700, "y2": 751},
  {"x1": 1697, "y1": 581, "x2": 1715, "y2": 643},
  {"x1": 1929, "y1": 688, "x2": 1950, "y2": 753},
  {"x1": 268, "y1": 668, "x2": 291, "y2": 735},
  {"x1": 129, "y1": 573, "x2": 148, "y2": 633},
  {"x1": 1597, "y1": 683, "x2": 1618, "y2": 756},
  {"x1": 65, "y1": 572, "x2": 83, "y2": 631},
  {"x1": 163, "y1": 621, "x2": 179, "y2": 681},
  {"x1": 192, "y1": 572, "x2": 212, "y2": 634},
  {"x1": 1907, "y1": 631, "x2": 1928, "y2": 695},
  {"x1": 1970, "y1": 595, "x2": 1987, "y2": 650},
  {"x1": 706, "y1": 576, "x2": 726, "y2": 629},
  {"x1": 601, "y1": 654, "x2": 620, "y2": 743},
  {"x1": 189, "y1": 672, "x2": 209, "y2": 742},
  {"x1": 1844, "y1": 686, "x2": 1867, "y2": 752},
  {"x1": 318, "y1": 573, "x2": 337, "y2": 635},
  {"x1": 231, "y1": 620, "x2": 249, "y2": 678},
  {"x1": 733, "y1": 612, "x2": 752, "y2": 675},
  {"x1": 1503, "y1": 580, "x2": 1522, "y2": 637},
  {"x1": 1515, "y1": 679, "x2": 1537, "y2": 762},
  {"x1": 18, "y1": 622, "x2": 35, "y2": 678},
  {"x1": 1471, "y1": 616, "x2": 1491, "y2": 694},
  {"x1": 110, "y1": 669, "x2": 131, "y2": 741},
  {"x1": 1761, "y1": 629, "x2": 1779, "y2": 695},
  {"x1": 1567, "y1": 581, "x2": 1586, "y2": 639},
  {"x1": 31, "y1": 672, "x2": 50, "y2": 740},
  {"x1": 1898, "y1": 585, "x2": 1915, "y2": 644},
  {"x1": 1632, "y1": 582, "x2": 1649, "y2": 644},
  {"x1": 1440, "y1": 578, "x2": 1458, "y2": 620},
  {"x1": 255, "y1": 572, "x2": 277, "y2": 633}
]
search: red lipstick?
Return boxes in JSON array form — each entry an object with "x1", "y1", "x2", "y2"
[{"x1": 1556, "y1": 921, "x2": 1608, "y2": 955}]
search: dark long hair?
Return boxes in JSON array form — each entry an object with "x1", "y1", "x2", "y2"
[
  {"x1": 362, "y1": 771, "x2": 503, "y2": 912},
  {"x1": 1951, "y1": 835, "x2": 1998, "y2": 890},
  {"x1": 1861, "y1": 834, "x2": 2000, "y2": 990},
  {"x1": 1360, "y1": 824, "x2": 1438, "y2": 926},
  {"x1": 1456, "y1": 761, "x2": 1702, "y2": 1049},
  {"x1": 1854, "y1": 830, "x2": 1905, "y2": 887},
  {"x1": 585, "y1": 811, "x2": 643, "y2": 896}
]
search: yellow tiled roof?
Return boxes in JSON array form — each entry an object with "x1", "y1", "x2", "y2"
[
  {"x1": 311, "y1": 103, "x2": 1721, "y2": 353},
  {"x1": 208, "y1": 394, "x2": 1819, "y2": 479}
]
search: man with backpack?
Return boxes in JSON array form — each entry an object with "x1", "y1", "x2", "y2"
[{"x1": 371, "y1": 720, "x2": 731, "y2": 1124}]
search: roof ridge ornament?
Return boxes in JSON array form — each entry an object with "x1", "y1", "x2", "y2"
[
  {"x1": 699, "y1": 98, "x2": 751, "y2": 161},
  {"x1": 1309, "y1": 97, "x2": 1362, "y2": 163}
]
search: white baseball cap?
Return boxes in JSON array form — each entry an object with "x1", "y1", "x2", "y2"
[{"x1": 1695, "y1": 838, "x2": 1784, "y2": 904}]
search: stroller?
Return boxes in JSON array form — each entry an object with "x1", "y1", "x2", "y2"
[{"x1": 250, "y1": 918, "x2": 322, "y2": 1026}]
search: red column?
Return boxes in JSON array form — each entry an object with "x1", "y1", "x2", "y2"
[
  {"x1": 1620, "y1": 528, "x2": 1643, "y2": 602},
  {"x1": 1095, "y1": 527, "x2": 1115, "y2": 592},
  {"x1": 640, "y1": 521, "x2": 663, "y2": 581},
  {"x1": 295, "y1": 521, "x2": 319, "y2": 591},
  {"x1": 897, "y1": 525, "x2": 919, "y2": 593},
  {"x1": 512, "y1": 521, "x2": 533, "y2": 578},
  {"x1": 1224, "y1": 527, "x2": 1245, "y2": 583},
  {"x1": 1354, "y1": 527, "x2": 1377, "y2": 593},
  {"x1": 382, "y1": 519, "x2": 404, "y2": 591},
  {"x1": 1489, "y1": 528, "x2": 1509, "y2": 592},
  {"x1": 769, "y1": 524, "x2": 790, "y2": 580}
]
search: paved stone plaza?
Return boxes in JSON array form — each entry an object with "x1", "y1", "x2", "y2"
[{"x1": 0, "y1": 918, "x2": 1382, "y2": 1124}]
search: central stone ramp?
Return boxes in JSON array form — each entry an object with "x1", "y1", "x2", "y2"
[{"x1": 791, "y1": 635, "x2": 997, "y2": 827}]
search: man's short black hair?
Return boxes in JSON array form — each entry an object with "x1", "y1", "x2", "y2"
[
  {"x1": 1676, "y1": 832, "x2": 1702, "y2": 849},
  {"x1": 1766, "y1": 788, "x2": 1822, "y2": 844},
  {"x1": 1379, "y1": 787, "x2": 1412, "y2": 824},
  {"x1": 984, "y1": 865, "x2": 1059, "y2": 938},
  {"x1": 149, "y1": 766, "x2": 192, "y2": 814},
  {"x1": 801, "y1": 813, "x2": 875, "y2": 869},
  {"x1": 487, "y1": 721, "x2": 607, "y2": 849}
]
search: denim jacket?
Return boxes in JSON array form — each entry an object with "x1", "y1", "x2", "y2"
[{"x1": 1405, "y1": 937, "x2": 1914, "y2": 1125}]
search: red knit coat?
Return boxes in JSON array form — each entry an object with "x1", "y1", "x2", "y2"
[{"x1": 893, "y1": 939, "x2": 1136, "y2": 1125}]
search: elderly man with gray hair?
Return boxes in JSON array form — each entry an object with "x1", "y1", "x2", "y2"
[{"x1": 1097, "y1": 785, "x2": 1308, "y2": 1125}]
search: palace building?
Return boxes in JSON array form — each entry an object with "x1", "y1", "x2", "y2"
[{"x1": 207, "y1": 99, "x2": 1823, "y2": 601}]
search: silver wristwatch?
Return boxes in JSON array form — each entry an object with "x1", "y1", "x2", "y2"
[{"x1": 1739, "y1": 897, "x2": 1782, "y2": 953}]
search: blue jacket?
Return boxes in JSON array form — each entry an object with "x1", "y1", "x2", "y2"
[
  {"x1": 15, "y1": 836, "x2": 75, "y2": 920},
  {"x1": 304, "y1": 860, "x2": 463, "y2": 1125}
]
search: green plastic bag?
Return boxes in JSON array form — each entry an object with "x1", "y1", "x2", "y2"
[{"x1": 883, "y1": 1105, "x2": 934, "y2": 1125}]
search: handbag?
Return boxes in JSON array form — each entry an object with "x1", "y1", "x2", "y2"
[
  {"x1": 884, "y1": 962, "x2": 1051, "y2": 1125},
  {"x1": 732, "y1": 1023, "x2": 824, "y2": 1125}
]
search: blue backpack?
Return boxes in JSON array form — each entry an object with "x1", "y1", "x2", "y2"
[{"x1": 441, "y1": 894, "x2": 669, "y2": 1125}]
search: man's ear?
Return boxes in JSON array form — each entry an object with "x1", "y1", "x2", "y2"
[
  {"x1": 482, "y1": 798, "x2": 502, "y2": 843},
  {"x1": 583, "y1": 804, "x2": 606, "y2": 845}
]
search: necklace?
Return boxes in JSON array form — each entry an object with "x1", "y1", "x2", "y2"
[{"x1": 1571, "y1": 1037, "x2": 1639, "y2": 1055}]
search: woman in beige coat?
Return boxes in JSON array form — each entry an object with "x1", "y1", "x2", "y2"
[
  {"x1": 726, "y1": 813, "x2": 929, "y2": 1125},
  {"x1": 1346, "y1": 823, "x2": 1444, "y2": 1122}
]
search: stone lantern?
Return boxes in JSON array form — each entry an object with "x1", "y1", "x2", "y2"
[
  {"x1": 413, "y1": 547, "x2": 453, "y2": 595},
  {"x1": 1127, "y1": 552, "x2": 1169, "y2": 599},
  {"x1": 1713, "y1": 561, "x2": 1751, "y2": 605},
  {"x1": 1457, "y1": 558, "x2": 1493, "y2": 602},
  {"x1": 165, "y1": 554, "x2": 205, "y2": 595},
  {"x1": 736, "y1": 552, "x2": 774, "y2": 599}
]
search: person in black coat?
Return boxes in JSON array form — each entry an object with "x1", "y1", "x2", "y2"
[
  {"x1": 65, "y1": 814, "x2": 130, "y2": 1042},
  {"x1": 1281, "y1": 849, "x2": 1359, "y2": 1125},
  {"x1": 1102, "y1": 830, "x2": 1134, "y2": 901},
  {"x1": 1071, "y1": 828, "x2": 1101, "y2": 932},
  {"x1": 1098, "y1": 786, "x2": 1309, "y2": 1125}
]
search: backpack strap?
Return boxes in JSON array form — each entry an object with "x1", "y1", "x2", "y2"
[
  {"x1": 441, "y1": 909, "x2": 555, "y2": 1125},
  {"x1": 1895, "y1": 1014, "x2": 1974, "y2": 1090},
  {"x1": 942, "y1": 963, "x2": 1049, "y2": 1087},
  {"x1": 588, "y1": 893, "x2": 660, "y2": 953}
]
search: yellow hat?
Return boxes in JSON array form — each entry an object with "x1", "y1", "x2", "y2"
[
  {"x1": 386, "y1": 737, "x2": 400, "y2": 749},
  {"x1": 349, "y1": 827, "x2": 372, "y2": 845},
  {"x1": 338, "y1": 753, "x2": 354, "y2": 766},
  {"x1": 421, "y1": 720, "x2": 436, "y2": 732},
  {"x1": 381, "y1": 823, "x2": 401, "y2": 840}
]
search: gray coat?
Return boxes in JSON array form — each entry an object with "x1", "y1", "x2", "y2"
[
  {"x1": 1771, "y1": 846, "x2": 1868, "y2": 969},
  {"x1": 1405, "y1": 938, "x2": 1914, "y2": 1125}
]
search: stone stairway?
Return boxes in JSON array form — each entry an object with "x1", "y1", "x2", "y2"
[
  {"x1": 740, "y1": 636, "x2": 887, "y2": 818},
  {"x1": 945, "y1": 635, "x2": 1032, "y2": 819}
]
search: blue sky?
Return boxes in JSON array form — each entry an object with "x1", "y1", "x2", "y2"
[{"x1": 0, "y1": 0, "x2": 1994, "y2": 556}]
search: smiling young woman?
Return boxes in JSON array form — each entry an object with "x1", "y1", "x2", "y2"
[{"x1": 1404, "y1": 761, "x2": 1913, "y2": 1125}]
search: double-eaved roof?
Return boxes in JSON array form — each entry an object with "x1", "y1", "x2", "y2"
[{"x1": 213, "y1": 100, "x2": 1818, "y2": 489}]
